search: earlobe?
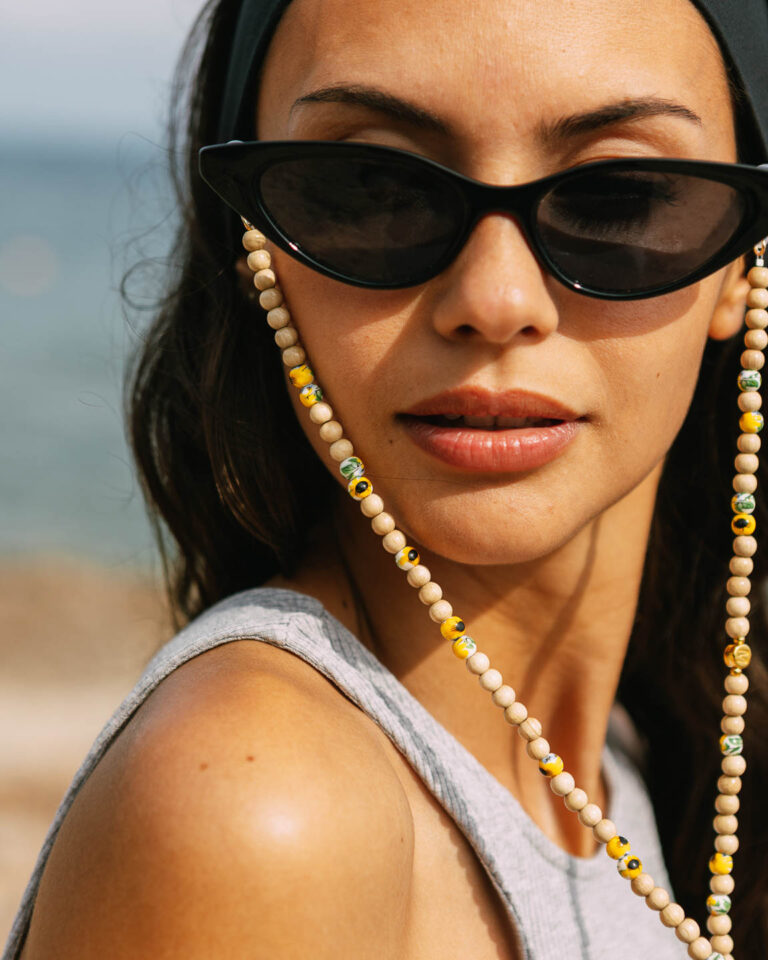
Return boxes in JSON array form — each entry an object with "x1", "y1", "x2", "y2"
[{"x1": 708, "y1": 261, "x2": 750, "y2": 341}]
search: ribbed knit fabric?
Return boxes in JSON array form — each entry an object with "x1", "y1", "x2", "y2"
[{"x1": 4, "y1": 586, "x2": 684, "y2": 959}]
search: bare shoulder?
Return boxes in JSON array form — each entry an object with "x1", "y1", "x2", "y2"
[{"x1": 22, "y1": 640, "x2": 414, "y2": 960}]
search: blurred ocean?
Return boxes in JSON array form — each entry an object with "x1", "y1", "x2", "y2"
[{"x1": 0, "y1": 135, "x2": 179, "y2": 569}]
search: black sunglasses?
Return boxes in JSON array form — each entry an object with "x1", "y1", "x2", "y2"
[{"x1": 199, "y1": 139, "x2": 768, "y2": 300}]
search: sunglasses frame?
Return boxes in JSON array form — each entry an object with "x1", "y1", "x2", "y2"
[{"x1": 199, "y1": 139, "x2": 768, "y2": 300}]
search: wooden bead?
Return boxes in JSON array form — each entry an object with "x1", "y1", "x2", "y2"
[
  {"x1": 517, "y1": 718, "x2": 543, "y2": 741},
  {"x1": 721, "y1": 715, "x2": 744, "y2": 735},
  {"x1": 725, "y1": 617, "x2": 749, "y2": 638},
  {"x1": 242, "y1": 229, "x2": 266, "y2": 250},
  {"x1": 741, "y1": 348, "x2": 765, "y2": 370},
  {"x1": 246, "y1": 249, "x2": 271, "y2": 272},
  {"x1": 748, "y1": 265, "x2": 768, "y2": 287},
  {"x1": 329, "y1": 438, "x2": 354, "y2": 461},
  {"x1": 550, "y1": 772, "x2": 576, "y2": 797},
  {"x1": 747, "y1": 287, "x2": 768, "y2": 308},
  {"x1": 504, "y1": 702, "x2": 528, "y2": 725},
  {"x1": 274, "y1": 325, "x2": 298, "y2": 348},
  {"x1": 721, "y1": 755, "x2": 746, "y2": 777},
  {"x1": 564, "y1": 788, "x2": 588, "y2": 812},
  {"x1": 371, "y1": 512, "x2": 395, "y2": 535},
  {"x1": 745, "y1": 328, "x2": 768, "y2": 350},
  {"x1": 526, "y1": 737, "x2": 551, "y2": 760},
  {"x1": 660, "y1": 903, "x2": 685, "y2": 927},
  {"x1": 729, "y1": 555, "x2": 753, "y2": 576},
  {"x1": 710, "y1": 874, "x2": 734, "y2": 894},
  {"x1": 725, "y1": 596, "x2": 750, "y2": 617},
  {"x1": 631, "y1": 873, "x2": 655, "y2": 896},
  {"x1": 723, "y1": 694, "x2": 747, "y2": 716},
  {"x1": 578, "y1": 803, "x2": 602, "y2": 828},
  {"x1": 357, "y1": 494, "x2": 382, "y2": 519},
  {"x1": 733, "y1": 473, "x2": 758, "y2": 493},
  {"x1": 724, "y1": 672, "x2": 748, "y2": 695},
  {"x1": 253, "y1": 268, "x2": 276, "y2": 290},
  {"x1": 687, "y1": 938, "x2": 713, "y2": 960},
  {"x1": 593, "y1": 818, "x2": 616, "y2": 843},
  {"x1": 717, "y1": 775, "x2": 742, "y2": 795},
  {"x1": 419, "y1": 582, "x2": 442, "y2": 605},
  {"x1": 737, "y1": 390, "x2": 762, "y2": 412},
  {"x1": 492, "y1": 685, "x2": 516, "y2": 708},
  {"x1": 734, "y1": 453, "x2": 759, "y2": 474},
  {"x1": 726, "y1": 576, "x2": 751, "y2": 597},
  {"x1": 382, "y1": 529, "x2": 406, "y2": 553},
  {"x1": 260, "y1": 287, "x2": 284, "y2": 310},
  {"x1": 646, "y1": 887, "x2": 670, "y2": 911},
  {"x1": 733, "y1": 534, "x2": 757, "y2": 557},
  {"x1": 675, "y1": 918, "x2": 700, "y2": 943},
  {"x1": 713, "y1": 814, "x2": 738, "y2": 835},
  {"x1": 281, "y1": 344, "x2": 305, "y2": 366},
  {"x1": 406, "y1": 563, "x2": 430, "y2": 587},
  {"x1": 479, "y1": 669, "x2": 503, "y2": 692},
  {"x1": 737, "y1": 432, "x2": 761, "y2": 453},
  {"x1": 266, "y1": 306, "x2": 291, "y2": 329},
  {"x1": 715, "y1": 833, "x2": 739, "y2": 855},
  {"x1": 466, "y1": 652, "x2": 490, "y2": 675},
  {"x1": 429, "y1": 599, "x2": 453, "y2": 623},
  {"x1": 707, "y1": 914, "x2": 732, "y2": 935},
  {"x1": 711, "y1": 934, "x2": 734, "y2": 955},
  {"x1": 308, "y1": 401, "x2": 333, "y2": 424},
  {"x1": 746, "y1": 307, "x2": 768, "y2": 328},
  {"x1": 319, "y1": 420, "x2": 343, "y2": 443},
  {"x1": 715, "y1": 793, "x2": 740, "y2": 815}
]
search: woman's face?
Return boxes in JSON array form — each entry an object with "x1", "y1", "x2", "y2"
[{"x1": 254, "y1": 0, "x2": 748, "y2": 565}]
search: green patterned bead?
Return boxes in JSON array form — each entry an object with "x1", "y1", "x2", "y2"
[
  {"x1": 339, "y1": 456, "x2": 365, "y2": 480},
  {"x1": 706, "y1": 893, "x2": 732, "y2": 915},
  {"x1": 719, "y1": 733, "x2": 743, "y2": 756},
  {"x1": 732, "y1": 492, "x2": 756, "y2": 515},
  {"x1": 738, "y1": 369, "x2": 762, "y2": 391}
]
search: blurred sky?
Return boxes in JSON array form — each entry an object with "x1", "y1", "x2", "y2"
[{"x1": 1, "y1": 0, "x2": 201, "y2": 144}]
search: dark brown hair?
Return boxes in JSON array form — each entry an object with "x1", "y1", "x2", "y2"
[{"x1": 125, "y1": 1, "x2": 768, "y2": 951}]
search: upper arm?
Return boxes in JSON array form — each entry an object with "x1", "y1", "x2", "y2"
[{"x1": 22, "y1": 641, "x2": 414, "y2": 960}]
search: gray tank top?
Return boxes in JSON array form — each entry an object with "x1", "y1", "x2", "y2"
[{"x1": 4, "y1": 586, "x2": 683, "y2": 959}]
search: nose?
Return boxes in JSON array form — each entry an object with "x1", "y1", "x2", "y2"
[{"x1": 430, "y1": 213, "x2": 560, "y2": 345}]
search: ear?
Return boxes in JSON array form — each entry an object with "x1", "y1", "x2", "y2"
[{"x1": 708, "y1": 257, "x2": 750, "y2": 341}]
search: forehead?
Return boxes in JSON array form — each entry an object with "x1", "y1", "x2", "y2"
[{"x1": 257, "y1": 0, "x2": 734, "y2": 160}]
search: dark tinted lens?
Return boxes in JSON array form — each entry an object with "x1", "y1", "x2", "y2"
[
  {"x1": 258, "y1": 155, "x2": 464, "y2": 284},
  {"x1": 537, "y1": 168, "x2": 745, "y2": 294}
]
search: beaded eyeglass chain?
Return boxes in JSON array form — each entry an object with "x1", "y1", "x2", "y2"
[{"x1": 243, "y1": 217, "x2": 768, "y2": 960}]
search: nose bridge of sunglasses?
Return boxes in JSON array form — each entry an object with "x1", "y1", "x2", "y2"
[{"x1": 457, "y1": 178, "x2": 546, "y2": 262}]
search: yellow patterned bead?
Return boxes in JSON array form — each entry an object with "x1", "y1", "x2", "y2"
[
  {"x1": 709, "y1": 853, "x2": 734, "y2": 875},
  {"x1": 617, "y1": 855, "x2": 643, "y2": 879},
  {"x1": 440, "y1": 615, "x2": 466, "y2": 641},
  {"x1": 288, "y1": 364, "x2": 314, "y2": 388},
  {"x1": 739, "y1": 411, "x2": 764, "y2": 434},
  {"x1": 451, "y1": 635, "x2": 477, "y2": 659},
  {"x1": 299, "y1": 384, "x2": 323, "y2": 407},
  {"x1": 538, "y1": 753, "x2": 564, "y2": 777},
  {"x1": 395, "y1": 547, "x2": 420, "y2": 571},
  {"x1": 606, "y1": 836, "x2": 631, "y2": 859},
  {"x1": 347, "y1": 476, "x2": 372, "y2": 500},
  {"x1": 731, "y1": 513, "x2": 756, "y2": 536},
  {"x1": 724, "y1": 643, "x2": 752, "y2": 669}
]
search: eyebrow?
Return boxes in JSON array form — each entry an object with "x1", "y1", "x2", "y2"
[{"x1": 291, "y1": 84, "x2": 703, "y2": 142}]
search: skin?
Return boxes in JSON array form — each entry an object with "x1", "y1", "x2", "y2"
[{"x1": 21, "y1": 1, "x2": 752, "y2": 958}]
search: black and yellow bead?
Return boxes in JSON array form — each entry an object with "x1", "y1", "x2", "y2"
[
  {"x1": 739, "y1": 410, "x2": 764, "y2": 434},
  {"x1": 724, "y1": 642, "x2": 752, "y2": 669},
  {"x1": 347, "y1": 476, "x2": 373, "y2": 500},
  {"x1": 731, "y1": 513, "x2": 756, "y2": 536},
  {"x1": 395, "y1": 546, "x2": 420, "y2": 570},
  {"x1": 709, "y1": 852, "x2": 733, "y2": 875},
  {"x1": 538, "y1": 753, "x2": 564, "y2": 777},
  {"x1": 617, "y1": 855, "x2": 643, "y2": 879},
  {"x1": 440, "y1": 615, "x2": 466, "y2": 641},
  {"x1": 606, "y1": 836, "x2": 631, "y2": 860},
  {"x1": 288, "y1": 363, "x2": 314, "y2": 388}
]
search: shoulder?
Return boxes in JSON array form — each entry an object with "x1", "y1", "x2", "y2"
[{"x1": 23, "y1": 640, "x2": 414, "y2": 959}]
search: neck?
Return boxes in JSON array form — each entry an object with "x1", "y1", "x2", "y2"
[{"x1": 276, "y1": 461, "x2": 663, "y2": 857}]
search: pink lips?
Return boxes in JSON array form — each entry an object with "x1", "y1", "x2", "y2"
[{"x1": 399, "y1": 387, "x2": 584, "y2": 472}]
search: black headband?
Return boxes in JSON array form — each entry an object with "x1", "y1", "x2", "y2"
[{"x1": 217, "y1": 0, "x2": 768, "y2": 162}]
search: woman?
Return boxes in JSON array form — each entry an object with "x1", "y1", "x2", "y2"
[{"x1": 6, "y1": 0, "x2": 768, "y2": 957}]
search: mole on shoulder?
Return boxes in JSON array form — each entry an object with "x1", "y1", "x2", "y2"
[
  {"x1": 199, "y1": 762, "x2": 209, "y2": 771},
  {"x1": 246, "y1": 755, "x2": 255, "y2": 762}
]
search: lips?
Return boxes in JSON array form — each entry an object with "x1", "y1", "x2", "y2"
[{"x1": 401, "y1": 386, "x2": 580, "y2": 422}]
